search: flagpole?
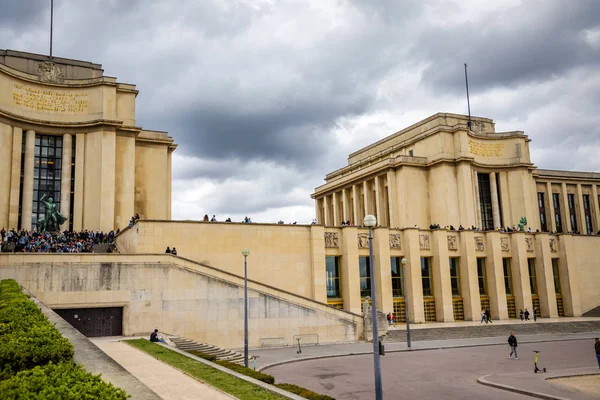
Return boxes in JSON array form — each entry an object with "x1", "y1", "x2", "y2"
[{"x1": 50, "y1": 0, "x2": 54, "y2": 58}]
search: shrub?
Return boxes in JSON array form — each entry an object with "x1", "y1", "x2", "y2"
[
  {"x1": 215, "y1": 360, "x2": 275, "y2": 384},
  {"x1": 188, "y1": 350, "x2": 217, "y2": 362},
  {"x1": 0, "y1": 361, "x2": 129, "y2": 399},
  {"x1": 276, "y1": 383, "x2": 336, "y2": 400}
]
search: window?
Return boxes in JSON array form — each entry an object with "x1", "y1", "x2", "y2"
[
  {"x1": 528, "y1": 259, "x2": 538, "y2": 295},
  {"x1": 421, "y1": 257, "x2": 433, "y2": 297},
  {"x1": 325, "y1": 256, "x2": 342, "y2": 299},
  {"x1": 390, "y1": 257, "x2": 404, "y2": 297},
  {"x1": 553, "y1": 193, "x2": 563, "y2": 233},
  {"x1": 495, "y1": 173, "x2": 504, "y2": 228},
  {"x1": 359, "y1": 256, "x2": 371, "y2": 298},
  {"x1": 449, "y1": 258, "x2": 461, "y2": 297},
  {"x1": 31, "y1": 134, "x2": 64, "y2": 230},
  {"x1": 538, "y1": 192, "x2": 548, "y2": 232},
  {"x1": 477, "y1": 258, "x2": 487, "y2": 296},
  {"x1": 552, "y1": 259, "x2": 561, "y2": 295},
  {"x1": 583, "y1": 194, "x2": 592, "y2": 234},
  {"x1": 478, "y1": 173, "x2": 494, "y2": 230},
  {"x1": 568, "y1": 193, "x2": 578, "y2": 232},
  {"x1": 503, "y1": 258, "x2": 513, "y2": 295},
  {"x1": 408, "y1": 150, "x2": 413, "y2": 157}
]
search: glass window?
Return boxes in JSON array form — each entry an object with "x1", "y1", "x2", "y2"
[
  {"x1": 568, "y1": 193, "x2": 578, "y2": 232},
  {"x1": 359, "y1": 256, "x2": 371, "y2": 298},
  {"x1": 538, "y1": 192, "x2": 547, "y2": 232},
  {"x1": 390, "y1": 257, "x2": 404, "y2": 297},
  {"x1": 449, "y1": 258, "x2": 461, "y2": 297},
  {"x1": 503, "y1": 258, "x2": 513, "y2": 295},
  {"x1": 477, "y1": 258, "x2": 487, "y2": 296},
  {"x1": 421, "y1": 257, "x2": 433, "y2": 297},
  {"x1": 325, "y1": 256, "x2": 342, "y2": 299},
  {"x1": 478, "y1": 173, "x2": 494, "y2": 230},
  {"x1": 528, "y1": 259, "x2": 538, "y2": 295},
  {"x1": 553, "y1": 193, "x2": 563, "y2": 233},
  {"x1": 583, "y1": 194, "x2": 592, "y2": 234},
  {"x1": 552, "y1": 259, "x2": 561, "y2": 295}
]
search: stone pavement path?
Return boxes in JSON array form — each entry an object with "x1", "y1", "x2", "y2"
[{"x1": 95, "y1": 341, "x2": 236, "y2": 400}]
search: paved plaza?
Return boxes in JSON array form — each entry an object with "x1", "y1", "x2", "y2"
[{"x1": 263, "y1": 338, "x2": 600, "y2": 400}]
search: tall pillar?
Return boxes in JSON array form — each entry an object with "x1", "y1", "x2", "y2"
[
  {"x1": 59, "y1": 134, "x2": 72, "y2": 228},
  {"x1": 0, "y1": 123, "x2": 13, "y2": 228},
  {"x1": 498, "y1": 172, "x2": 512, "y2": 228},
  {"x1": 309, "y1": 225, "x2": 327, "y2": 303},
  {"x1": 458, "y1": 230, "x2": 481, "y2": 321},
  {"x1": 340, "y1": 226, "x2": 361, "y2": 313},
  {"x1": 373, "y1": 227, "x2": 393, "y2": 313},
  {"x1": 332, "y1": 191, "x2": 340, "y2": 226},
  {"x1": 363, "y1": 180, "x2": 370, "y2": 218},
  {"x1": 374, "y1": 176, "x2": 385, "y2": 226},
  {"x1": 167, "y1": 147, "x2": 173, "y2": 220},
  {"x1": 341, "y1": 188, "x2": 349, "y2": 223},
  {"x1": 20, "y1": 130, "x2": 36, "y2": 231},
  {"x1": 352, "y1": 185, "x2": 360, "y2": 225},
  {"x1": 386, "y1": 170, "x2": 398, "y2": 228},
  {"x1": 323, "y1": 195, "x2": 330, "y2": 226},
  {"x1": 72, "y1": 133, "x2": 85, "y2": 231},
  {"x1": 561, "y1": 183, "x2": 571, "y2": 232},
  {"x1": 592, "y1": 185, "x2": 600, "y2": 233},
  {"x1": 557, "y1": 235, "x2": 582, "y2": 316},
  {"x1": 576, "y1": 184, "x2": 587, "y2": 233},
  {"x1": 8, "y1": 127, "x2": 23, "y2": 229},
  {"x1": 510, "y1": 233, "x2": 532, "y2": 314},
  {"x1": 431, "y1": 230, "x2": 454, "y2": 321},
  {"x1": 535, "y1": 234, "x2": 558, "y2": 318},
  {"x1": 473, "y1": 170, "x2": 481, "y2": 228},
  {"x1": 395, "y1": 168, "x2": 407, "y2": 228},
  {"x1": 546, "y1": 182, "x2": 556, "y2": 232},
  {"x1": 403, "y1": 228, "x2": 425, "y2": 323},
  {"x1": 456, "y1": 162, "x2": 476, "y2": 229},
  {"x1": 485, "y1": 232, "x2": 509, "y2": 320},
  {"x1": 489, "y1": 172, "x2": 501, "y2": 229}
]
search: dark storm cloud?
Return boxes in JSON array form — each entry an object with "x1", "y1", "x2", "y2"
[
  {"x1": 0, "y1": 0, "x2": 47, "y2": 29},
  {"x1": 417, "y1": 0, "x2": 600, "y2": 94}
]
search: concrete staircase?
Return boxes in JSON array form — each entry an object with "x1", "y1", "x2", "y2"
[
  {"x1": 385, "y1": 320, "x2": 600, "y2": 342},
  {"x1": 169, "y1": 336, "x2": 245, "y2": 365}
]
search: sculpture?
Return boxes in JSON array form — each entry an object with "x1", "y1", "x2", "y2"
[
  {"x1": 37, "y1": 193, "x2": 67, "y2": 232},
  {"x1": 517, "y1": 217, "x2": 527, "y2": 232}
]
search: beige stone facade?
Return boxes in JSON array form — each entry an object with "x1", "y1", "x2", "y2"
[{"x1": 0, "y1": 50, "x2": 176, "y2": 232}]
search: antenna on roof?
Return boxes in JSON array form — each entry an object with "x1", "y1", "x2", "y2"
[
  {"x1": 50, "y1": 0, "x2": 54, "y2": 58},
  {"x1": 464, "y1": 63, "x2": 471, "y2": 130}
]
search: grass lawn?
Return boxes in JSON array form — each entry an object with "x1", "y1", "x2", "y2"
[{"x1": 124, "y1": 339, "x2": 287, "y2": 400}]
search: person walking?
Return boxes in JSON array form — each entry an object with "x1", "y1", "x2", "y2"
[
  {"x1": 519, "y1": 309, "x2": 524, "y2": 321},
  {"x1": 390, "y1": 312, "x2": 395, "y2": 326},
  {"x1": 486, "y1": 309, "x2": 493, "y2": 324},
  {"x1": 533, "y1": 308, "x2": 537, "y2": 322},
  {"x1": 524, "y1": 308, "x2": 530, "y2": 321},
  {"x1": 595, "y1": 338, "x2": 600, "y2": 371},
  {"x1": 508, "y1": 332, "x2": 518, "y2": 359},
  {"x1": 387, "y1": 313, "x2": 392, "y2": 326},
  {"x1": 481, "y1": 309, "x2": 487, "y2": 324}
]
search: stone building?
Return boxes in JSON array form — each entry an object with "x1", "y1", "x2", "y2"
[{"x1": 0, "y1": 50, "x2": 176, "y2": 233}]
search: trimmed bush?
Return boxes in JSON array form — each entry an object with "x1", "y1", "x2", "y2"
[
  {"x1": 215, "y1": 360, "x2": 275, "y2": 384},
  {"x1": 188, "y1": 350, "x2": 217, "y2": 362},
  {"x1": 0, "y1": 361, "x2": 129, "y2": 399},
  {"x1": 276, "y1": 383, "x2": 336, "y2": 400}
]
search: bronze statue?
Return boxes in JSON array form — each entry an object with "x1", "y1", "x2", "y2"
[
  {"x1": 517, "y1": 217, "x2": 528, "y2": 232},
  {"x1": 37, "y1": 193, "x2": 67, "y2": 232}
]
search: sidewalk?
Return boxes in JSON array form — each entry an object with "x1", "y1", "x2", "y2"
[
  {"x1": 387, "y1": 316, "x2": 600, "y2": 330},
  {"x1": 95, "y1": 341, "x2": 235, "y2": 400},
  {"x1": 252, "y1": 331, "x2": 600, "y2": 372}
]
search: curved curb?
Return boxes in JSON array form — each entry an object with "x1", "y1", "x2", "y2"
[{"x1": 477, "y1": 374, "x2": 568, "y2": 400}]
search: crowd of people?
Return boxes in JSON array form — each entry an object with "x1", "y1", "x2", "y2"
[{"x1": 0, "y1": 228, "x2": 117, "y2": 253}]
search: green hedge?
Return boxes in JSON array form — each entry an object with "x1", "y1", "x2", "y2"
[
  {"x1": 275, "y1": 383, "x2": 336, "y2": 400},
  {"x1": 188, "y1": 350, "x2": 217, "y2": 362},
  {"x1": 0, "y1": 361, "x2": 129, "y2": 399},
  {"x1": 215, "y1": 360, "x2": 275, "y2": 384}
]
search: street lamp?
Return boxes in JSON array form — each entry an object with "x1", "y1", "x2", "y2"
[
  {"x1": 241, "y1": 248, "x2": 250, "y2": 367},
  {"x1": 401, "y1": 257, "x2": 411, "y2": 348},
  {"x1": 363, "y1": 214, "x2": 382, "y2": 400}
]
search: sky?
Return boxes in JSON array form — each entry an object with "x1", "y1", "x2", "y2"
[{"x1": 2, "y1": 0, "x2": 599, "y2": 224}]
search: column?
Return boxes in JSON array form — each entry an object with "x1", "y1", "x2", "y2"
[
  {"x1": 561, "y1": 183, "x2": 571, "y2": 232},
  {"x1": 352, "y1": 185, "x2": 360, "y2": 225},
  {"x1": 167, "y1": 147, "x2": 173, "y2": 220},
  {"x1": 592, "y1": 185, "x2": 600, "y2": 233},
  {"x1": 374, "y1": 176, "x2": 385, "y2": 226},
  {"x1": 431, "y1": 230, "x2": 454, "y2": 321},
  {"x1": 373, "y1": 227, "x2": 393, "y2": 313},
  {"x1": 403, "y1": 228, "x2": 425, "y2": 323},
  {"x1": 332, "y1": 191, "x2": 340, "y2": 226},
  {"x1": 535, "y1": 234, "x2": 559, "y2": 318},
  {"x1": 20, "y1": 130, "x2": 36, "y2": 231},
  {"x1": 323, "y1": 195, "x2": 330, "y2": 226},
  {"x1": 473, "y1": 170, "x2": 481, "y2": 228},
  {"x1": 8, "y1": 127, "x2": 23, "y2": 229},
  {"x1": 456, "y1": 162, "x2": 476, "y2": 229},
  {"x1": 72, "y1": 133, "x2": 85, "y2": 231},
  {"x1": 59, "y1": 134, "x2": 72, "y2": 228},
  {"x1": 489, "y1": 172, "x2": 501, "y2": 229},
  {"x1": 363, "y1": 181, "x2": 370, "y2": 218},
  {"x1": 510, "y1": 233, "x2": 532, "y2": 314},
  {"x1": 0, "y1": 123, "x2": 13, "y2": 228},
  {"x1": 458, "y1": 230, "x2": 481, "y2": 321},
  {"x1": 341, "y1": 188, "x2": 349, "y2": 223},
  {"x1": 485, "y1": 232, "x2": 509, "y2": 320},
  {"x1": 386, "y1": 170, "x2": 398, "y2": 228},
  {"x1": 576, "y1": 184, "x2": 587, "y2": 233},
  {"x1": 395, "y1": 168, "x2": 407, "y2": 228},
  {"x1": 498, "y1": 172, "x2": 512, "y2": 228},
  {"x1": 546, "y1": 182, "x2": 556, "y2": 232},
  {"x1": 309, "y1": 225, "x2": 327, "y2": 303},
  {"x1": 340, "y1": 226, "x2": 361, "y2": 313},
  {"x1": 557, "y1": 235, "x2": 582, "y2": 316}
]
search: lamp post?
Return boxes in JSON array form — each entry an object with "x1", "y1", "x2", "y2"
[
  {"x1": 401, "y1": 257, "x2": 411, "y2": 348},
  {"x1": 363, "y1": 214, "x2": 382, "y2": 400},
  {"x1": 241, "y1": 248, "x2": 250, "y2": 367}
]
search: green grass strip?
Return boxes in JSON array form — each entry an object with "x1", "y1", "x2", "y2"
[{"x1": 124, "y1": 339, "x2": 287, "y2": 400}]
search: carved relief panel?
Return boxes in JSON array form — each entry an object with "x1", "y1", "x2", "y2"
[
  {"x1": 324, "y1": 232, "x2": 338, "y2": 248},
  {"x1": 500, "y1": 237, "x2": 510, "y2": 252},
  {"x1": 525, "y1": 237, "x2": 534, "y2": 252},
  {"x1": 358, "y1": 233, "x2": 369, "y2": 248},
  {"x1": 419, "y1": 234, "x2": 430, "y2": 250},
  {"x1": 475, "y1": 237, "x2": 484, "y2": 251},
  {"x1": 549, "y1": 239, "x2": 557, "y2": 253},
  {"x1": 447, "y1": 235, "x2": 458, "y2": 251},
  {"x1": 389, "y1": 234, "x2": 401, "y2": 249}
]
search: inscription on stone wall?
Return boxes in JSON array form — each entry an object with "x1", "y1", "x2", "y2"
[
  {"x1": 468, "y1": 139, "x2": 505, "y2": 157},
  {"x1": 12, "y1": 83, "x2": 88, "y2": 113}
]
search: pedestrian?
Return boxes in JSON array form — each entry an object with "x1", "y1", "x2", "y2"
[
  {"x1": 524, "y1": 308, "x2": 530, "y2": 321},
  {"x1": 519, "y1": 309, "x2": 524, "y2": 321},
  {"x1": 595, "y1": 338, "x2": 600, "y2": 371},
  {"x1": 391, "y1": 312, "x2": 395, "y2": 326},
  {"x1": 508, "y1": 332, "x2": 518, "y2": 359},
  {"x1": 533, "y1": 308, "x2": 537, "y2": 322},
  {"x1": 486, "y1": 309, "x2": 493, "y2": 324},
  {"x1": 171, "y1": 247, "x2": 178, "y2": 256},
  {"x1": 165, "y1": 246, "x2": 171, "y2": 254},
  {"x1": 481, "y1": 309, "x2": 487, "y2": 324},
  {"x1": 387, "y1": 313, "x2": 391, "y2": 326}
]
